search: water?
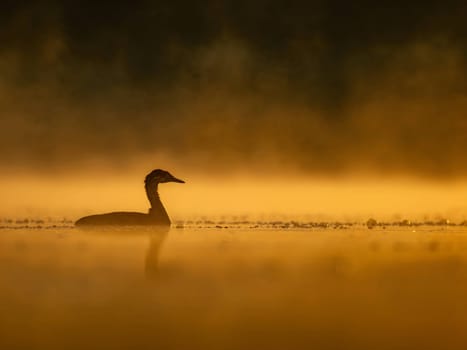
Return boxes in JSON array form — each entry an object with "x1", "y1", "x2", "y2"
[{"x1": 1, "y1": 224, "x2": 467, "y2": 349}]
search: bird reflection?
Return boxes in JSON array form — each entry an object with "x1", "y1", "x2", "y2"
[
  {"x1": 145, "y1": 227, "x2": 170, "y2": 279},
  {"x1": 74, "y1": 225, "x2": 171, "y2": 280}
]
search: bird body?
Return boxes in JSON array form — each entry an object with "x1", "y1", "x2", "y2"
[
  {"x1": 75, "y1": 211, "x2": 167, "y2": 226},
  {"x1": 75, "y1": 169, "x2": 184, "y2": 227}
]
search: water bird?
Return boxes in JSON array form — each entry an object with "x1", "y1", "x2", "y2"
[{"x1": 75, "y1": 169, "x2": 184, "y2": 227}]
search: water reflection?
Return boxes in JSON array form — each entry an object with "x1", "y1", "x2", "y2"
[
  {"x1": 3, "y1": 227, "x2": 467, "y2": 349},
  {"x1": 145, "y1": 228, "x2": 169, "y2": 279},
  {"x1": 76, "y1": 225, "x2": 170, "y2": 279}
]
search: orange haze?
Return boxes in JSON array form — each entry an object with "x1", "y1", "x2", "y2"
[{"x1": 2, "y1": 172, "x2": 467, "y2": 222}]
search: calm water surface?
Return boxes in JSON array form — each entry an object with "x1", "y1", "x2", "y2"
[{"x1": 1, "y1": 225, "x2": 467, "y2": 349}]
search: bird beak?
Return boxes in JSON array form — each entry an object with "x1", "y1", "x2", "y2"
[{"x1": 171, "y1": 176, "x2": 185, "y2": 183}]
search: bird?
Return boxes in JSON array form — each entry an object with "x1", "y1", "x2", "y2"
[{"x1": 75, "y1": 169, "x2": 184, "y2": 227}]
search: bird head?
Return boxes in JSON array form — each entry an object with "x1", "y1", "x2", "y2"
[{"x1": 145, "y1": 169, "x2": 185, "y2": 185}]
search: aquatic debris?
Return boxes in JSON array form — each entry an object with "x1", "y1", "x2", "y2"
[
  {"x1": 436, "y1": 218, "x2": 450, "y2": 226},
  {"x1": 399, "y1": 219, "x2": 412, "y2": 226},
  {"x1": 2, "y1": 217, "x2": 466, "y2": 231},
  {"x1": 366, "y1": 218, "x2": 377, "y2": 229}
]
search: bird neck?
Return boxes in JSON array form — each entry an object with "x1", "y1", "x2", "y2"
[{"x1": 145, "y1": 182, "x2": 171, "y2": 224}]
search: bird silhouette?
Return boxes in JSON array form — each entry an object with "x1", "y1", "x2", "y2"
[{"x1": 75, "y1": 169, "x2": 184, "y2": 227}]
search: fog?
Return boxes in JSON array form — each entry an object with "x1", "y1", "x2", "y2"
[
  {"x1": 2, "y1": 172, "x2": 467, "y2": 222},
  {"x1": 1, "y1": 2, "x2": 467, "y2": 219}
]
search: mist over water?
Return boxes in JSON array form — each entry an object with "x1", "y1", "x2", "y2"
[
  {"x1": 2, "y1": 45, "x2": 467, "y2": 179},
  {"x1": 3, "y1": 38, "x2": 467, "y2": 221},
  {"x1": 1, "y1": 2, "x2": 467, "y2": 184},
  {"x1": 2, "y1": 173, "x2": 467, "y2": 222}
]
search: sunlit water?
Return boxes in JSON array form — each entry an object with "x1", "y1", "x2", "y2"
[{"x1": 2, "y1": 223, "x2": 467, "y2": 349}]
